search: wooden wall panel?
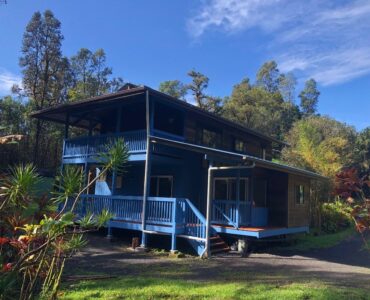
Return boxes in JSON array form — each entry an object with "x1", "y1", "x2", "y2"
[{"x1": 287, "y1": 174, "x2": 311, "y2": 227}]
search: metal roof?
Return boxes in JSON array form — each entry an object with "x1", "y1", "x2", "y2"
[
  {"x1": 31, "y1": 84, "x2": 286, "y2": 146},
  {"x1": 150, "y1": 135, "x2": 326, "y2": 180}
]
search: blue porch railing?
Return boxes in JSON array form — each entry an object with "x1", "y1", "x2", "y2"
[
  {"x1": 71, "y1": 195, "x2": 207, "y2": 241},
  {"x1": 212, "y1": 200, "x2": 268, "y2": 228},
  {"x1": 63, "y1": 130, "x2": 146, "y2": 159}
]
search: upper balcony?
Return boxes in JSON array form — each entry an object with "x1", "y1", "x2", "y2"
[{"x1": 63, "y1": 130, "x2": 147, "y2": 163}]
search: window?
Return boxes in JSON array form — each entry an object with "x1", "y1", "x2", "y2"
[
  {"x1": 213, "y1": 178, "x2": 249, "y2": 201},
  {"x1": 199, "y1": 128, "x2": 221, "y2": 148},
  {"x1": 234, "y1": 138, "x2": 247, "y2": 153},
  {"x1": 150, "y1": 176, "x2": 173, "y2": 197},
  {"x1": 262, "y1": 148, "x2": 266, "y2": 160},
  {"x1": 295, "y1": 185, "x2": 305, "y2": 204}
]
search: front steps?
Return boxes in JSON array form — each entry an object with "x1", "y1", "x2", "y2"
[{"x1": 210, "y1": 235, "x2": 230, "y2": 255}]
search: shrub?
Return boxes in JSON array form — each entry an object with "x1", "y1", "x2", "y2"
[{"x1": 321, "y1": 201, "x2": 352, "y2": 233}]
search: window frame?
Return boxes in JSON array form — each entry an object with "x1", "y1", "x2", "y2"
[
  {"x1": 234, "y1": 138, "x2": 247, "y2": 153},
  {"x1": 150, "y1": 175, "x2": 173, "y2": 197},
  {"x1": 213, "y1": 177, "x2": 249, "y2": 202},
  {"x1": 198, "y1": 127, "x2": 222, "y2": 148},
  {"x1": 295, "y1": 184, "x2": 305, "y2": 205}
]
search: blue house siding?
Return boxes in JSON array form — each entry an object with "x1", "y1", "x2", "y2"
[{"x1": 33, "y1": 85, "x2": 321, "y2": 256}]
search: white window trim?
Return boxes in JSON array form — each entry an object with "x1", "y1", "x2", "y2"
[
  {"x1": 151, "y1": 175, "x2": 173, "y2": 197},
  {"x1": 295, "y1": 184, "x2": 305, "y2": 205},
  {"x1": 213, "y1": 177, "x2": 249, "y2": 201}
]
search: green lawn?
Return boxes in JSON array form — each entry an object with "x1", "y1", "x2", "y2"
[
  {"x1": 59, "y1": 227, "x2": 366, "y2": 299},
  {"x1": 277, "y1": 227, "x2": 355, "y2": 251},
  {"x1": 60, "y1": 277, "x2": 368, "y2": 300}
]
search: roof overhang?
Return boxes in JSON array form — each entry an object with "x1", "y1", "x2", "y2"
[
  {"x1": 150, "y1": 135, "x2": 326, "y2": 180},
  {"x1": 30, "y1": 85, "x2": 287, "y2": 146}
]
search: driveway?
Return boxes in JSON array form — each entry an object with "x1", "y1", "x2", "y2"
[{"x1": 65, "y1": 231, "x2": 370, "y2": 289}]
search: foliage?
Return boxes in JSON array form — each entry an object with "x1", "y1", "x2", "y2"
[
  {"x1": 17, "y1": 10, "x2": 69, "y2": 166},
  {"x1": 281, "y1": 116, "x2": 356, "y2": 178},
  {"x1": 256, "y1": 60, "x2": 280, "y2": 93},
  {"x1": 0, "y1": 97, "x2": 27, "y2": 135},
  {"x1": 299, "y1": 79, "x2": 320, "y2": 116},
  {"x1": 0, "y1": 139, "x2": 128, "y2": 300},
  {"x1": 354, "y1": 127, "x2": 370, "y2": 173},
  {"x1": 321, "y1": 201, "x2": 352, "y2": 233},
  {"x1": 68, "y1": 48, "x2": 123, "y2": 101},
  {"x1": 277, "y1": 227, "x2": 355, "y2": 252},
  {"x1": 159, "y1": 80, "x2": 187, "y2": 100},
  {"x1": 223, "y1": 78, "x2": 300, "y2": 140},
  {"x1": 187, "y1": 69, "x2": 209, "y2": 108},
  {"x1": 333, "y1": 168, "x2": 370, "y2": 237}
]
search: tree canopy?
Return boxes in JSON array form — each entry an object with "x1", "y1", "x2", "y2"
[{"x1": 281, "y1": 116, "x2": 357, "y2": 178}]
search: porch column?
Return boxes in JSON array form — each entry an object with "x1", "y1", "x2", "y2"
[
  {"x1": 205, "y1": 160, "x2": 213, "y2": 258},
  {"x1": 236, "y1": 168, "x2": 240, "y2": 229},
  {"x1": 111, "y1": 107, "x2": 122, "y2": 196},
  {"x1": 141, "y1": 90, "x2": 152, "y2": 247},
  {"x1": 84, "y1": 162, "x2": 89, "y2": 187},
  {"x1": 170, "y1": 199, "x2": 177, "y2": 252}
]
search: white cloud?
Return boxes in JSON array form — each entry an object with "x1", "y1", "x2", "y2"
[
  {"x1": 187, "y1": 0, "x2": 370, "y2": 86},
  {"x1": 0, "y1": 68, "x2": 21, "y2": 95}
]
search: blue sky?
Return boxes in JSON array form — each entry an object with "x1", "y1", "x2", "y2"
[{"x1": 0, "y1": 0, "x2": 369, "y2": 130}]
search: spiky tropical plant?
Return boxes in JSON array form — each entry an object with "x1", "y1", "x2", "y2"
[{"x1": 0, "y1": 138, "x2": 129, "y2": 300}]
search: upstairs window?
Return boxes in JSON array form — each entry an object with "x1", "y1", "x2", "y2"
[
  {"x1": 199, "y1": 128, "x2": 221, "y2": 148},
  {"x1": 295, "y1": 185, "x2": 305, "y2": 204},
  {"x1": 234, "y1": 138, "x2": 247, "y2": 153}
]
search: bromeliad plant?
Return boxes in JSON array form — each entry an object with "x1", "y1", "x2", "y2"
[
  {"x1": 333, "y1": 168, "x2": 370, "y2": 247},
  {"x1": 0, "y1": 138, "x2": 129, "y2": 300}
]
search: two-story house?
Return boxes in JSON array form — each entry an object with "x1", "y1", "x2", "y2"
[{"x1": 32, "y1": 83, "x2": 325, "y2": 257}]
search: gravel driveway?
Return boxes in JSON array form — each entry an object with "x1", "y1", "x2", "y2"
[{"x1": 65, "y1": 231, "x2": 370, "y2": 289}]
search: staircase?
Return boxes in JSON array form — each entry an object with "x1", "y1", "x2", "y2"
[{"x1": 210, "y1": 235, "x2": 230, "y2": 255}]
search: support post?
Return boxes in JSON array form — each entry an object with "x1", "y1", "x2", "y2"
[
  {"x1": 84, "y1": 162, "x2": 89, "y2": 189},
  {"x1": 111, "y1": 106, "x2": 122, "y2": 196},
  {"x1": 141, "y1": 90, "x2": 152, "y2": 247},
  {"x1": 107, "y1": 223, "x2": 113, "y2": 240},
  {"x1": 171, "y1": 199, "x2": 177, "y2": 252},
  {"x1": 205, "y1": 161, "x2": 213, "y2": 258},
  {"x1": 236, "y1": 168, "x2": 240, "y2": 228}
]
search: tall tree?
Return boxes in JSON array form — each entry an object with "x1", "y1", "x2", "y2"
[
  {"x1": 159, "y1": 80, "x2": 187, "y2": 100},
  {"x1": 299, "y1": 79, "x2": 320, "y2": 116},
  {"x1": 278, "y1": 72, "x2": 297, "y2": 103},
  {"x1": 256, "y1": 60, "x2": 280, "y2": 93},
  {"x1": 187, "y1": 70, "x2": 209, "y2": 108},
  {"x1": 223, "y1": 78, "x2": 289, "y2": 139},
  {"x1": 19, "y1": 10, "x2": 67, "y2": 164},
  {"x1": 69, "y1": 48, "x2": 123, "y2": 101},
  {"x1": 281, "y1": 116, "x2": 356, "y2": 178}
]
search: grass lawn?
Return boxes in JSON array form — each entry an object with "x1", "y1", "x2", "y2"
[
  {"x1": 276, "y1": 227, "x2": 355, "y2": 251},
  {"x1": 60, "y1": 277, "x2": 368, "y2": 300}
]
